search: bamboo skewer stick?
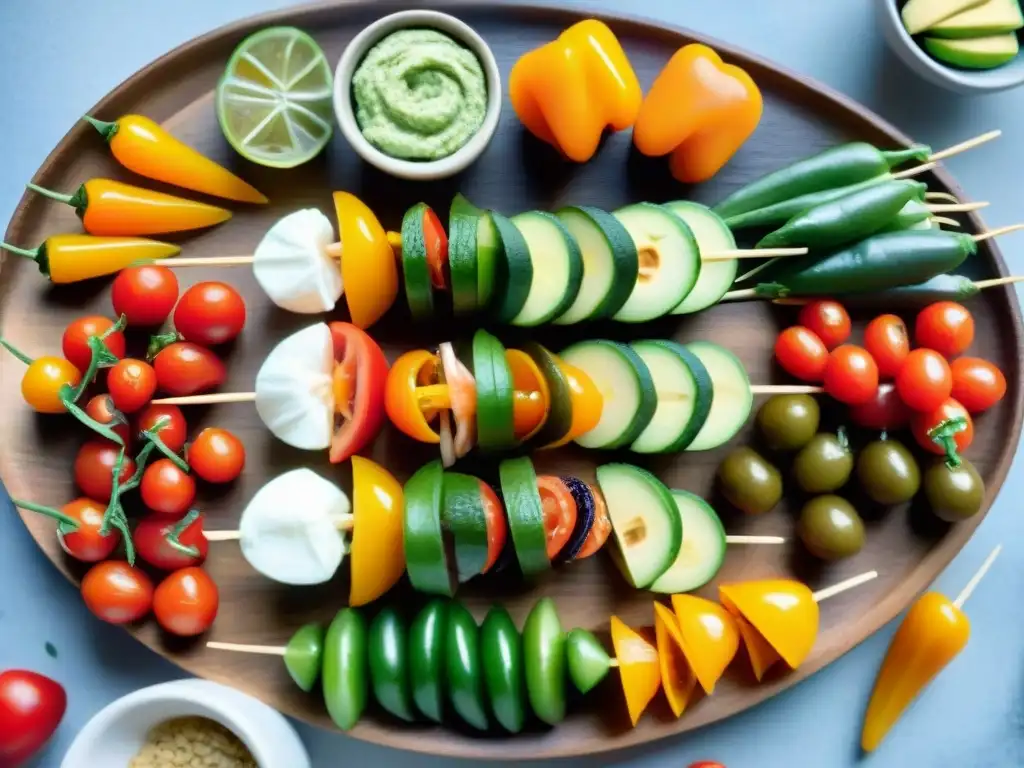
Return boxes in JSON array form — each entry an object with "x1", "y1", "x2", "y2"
[
  {"x1": 930, "y1": 216, "x2": 960, "y2": 228},
  {"x1": 749, "y1": 384, "x2": 824, "y2": 395},
  {"x1": 925, "y1": 201, "x2": 988, "y2": 213},
  {"x1": 974, "y1": 224, "x2": 1024, "y2": 243},
  {"x1": 973, "y1": 275, "x2": 1024, "y2": 290},
  {"x1": 953, "y1": 545, "x2": 1001, "y2": 609},
  {"x1": 725, "y1": 535, "x2": 786, "y2": 544},
  {"x1": 926, "y1": 129, "x2": 1001, "y2": 163},
  {"x1": 703, "y1": 248, "x2": 808, "y2": 261},
  {"x1": 892, "y1": 162, "x2": 936, "y2": 180},
  {"x1": 207, "y1": 516, "x2": 354, "y2": 542},
  {"x1": 206, "y1": 642, "x2": 287, "y2": 656},
  {"x1": 152, "y1": 392, "x2": 257, "y2": 406},
  {"x1": 924, "y1": 191, "x2": 959, "y2": 203},
  {"x1": 813, "y1": 570, "x2": 879, "y2": 602}
]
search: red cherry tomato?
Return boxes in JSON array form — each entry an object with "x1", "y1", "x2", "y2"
[
  {"x1": 106, "y1": 358, "x2": 157, "y2": 414},
  {"x1": 915, "y1": 301, "x2": 974, "y2": 358},
  {"x1": 134, "y1": 512, "x2": 209, "y2": 570},
  {"x1": 423, "y1": 206, "x2": 450, "y2": 290},
  {"x1": 797, "y1": 300, "x2": 851, "y2": 350},
  {"x1": 896, "y1": 348, "x2": 952, "y2": 412},
  {"x1": 187, "y1": 428, "x2": 245, "y2": 484},
  {"x1": 81, "y1": 560, "x2": 154, "y2": 624},
  {"x1": 61, "y1": 315, "x2": 126, "y2": 372},
  {"x1": 575, "y1": 484, "x2": 612, "y2": 560},
  {"x1": 950, "y1": 356, "x2": 1007, "y2": 413},
  {"x1": 140, "y1": 459, "x2": 196, "y2": 517},
  {"x1": 57, "y1": 498, "x2": 120, "y2": 562},
  {"x1": 823, "y1": 344, "x2": 879, "y2": 405},
  {"x1": 0, "y1": 670, "x2": 67, "y2": 768},
  {"x1": 849, "y1": 383, "x2": 912, "y2": 430},
  {"x1": 152, "y1": 342, "x2": 226, "y2": 397},
  {"x1": 153, "y1": 567, "x2": 219, "y2": 637},
  {"x1": 774, "y1": 326, "x2": 829, "y2": 382},
  {"x1": 864, "y1": 314, "x2": 910, "y2": 380},
  {"x1": 111, "y1": 265, "x2": 179, "y2": 327},
  {"x1": 912, "y1": 397, "x2": 974, "y2": 456},
  {"x1": 688, "y1": 763, "x2": 726, "y2": 768},
  {"x1": 173, "y1": 281, "x2": 246, "y2": 346},
  {"x1": 479, "y1": 480, "x2": 507, "y2": 574},
  {"x1": 327, "y1": 322, "x2": 389, "y2": 463},
  {"x1": 537, "y1": 475, "x2": 578, "y2": 561},
  {"x1": 134, "y1": 403, "x2": 188, "y2": 453},
  {"x1": 84, "y1": 394, "x2": 132, "y2": 446},
  {"x1": 74, "y1": 441, "x2": 135, "y2": 502}
]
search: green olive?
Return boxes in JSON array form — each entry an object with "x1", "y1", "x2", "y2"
[
  {"x1": 924, "y1": 458, "x2": 985, "y2": 522},
  {"x1": 716, "y1": 447, "x2": 783, "y2": 515},
  {"x1": 793, "y1": 431, "x2": 854, "y2": 493},
  {"x1": 856, "y1": 438, "x2": 921, "y2": 505},
  {"x1": 756, "y1": 394, "x2": 821, "y2": 452},
  {"x1": 798, "y1": 495, "x2": 865, "y2": 560}
]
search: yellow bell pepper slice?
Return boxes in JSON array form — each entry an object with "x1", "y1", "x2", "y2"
[
  {"x1": 610, "y1": 615, "x2": 661, "y2": 727},
  {"x1": 719, "y1": 579, "x2": 819, "y2": 672},
  {"x1": 670, "y1": 594, "x2": 740, "y2": 694},
  {"x1": 544, "y1": 358, "x2": 603, "y2": 448},
  {"x1": 349, "y1": 456, "x2": 405, "y2": 606},
  {"x1": 653, "y1": 602, "x2": 697, "y2": 718},
  {"x1": 506, "y1": 349, "x2": 550, "y2": 441},
  {"x1": 333, "y1": 191, "x2": 398, "y2": 330}
]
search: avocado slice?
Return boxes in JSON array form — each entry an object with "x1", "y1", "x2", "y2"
[
  {"x1": 924, "y1": 32, "x2": 1020, "y2": 68},
  {"x1": 902, "y1": 0, "x2": 988, "y2": 35},
  {"x1": 929, "y1": 0, "x2": 1023, "y2": 37}
]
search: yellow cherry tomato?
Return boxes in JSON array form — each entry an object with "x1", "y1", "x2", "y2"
[
  {"x1": 333, "y1": 191, "x2": 398, "y2": 330},
  {"x1": 349, "y1": 456, "x2": 405, "y2": 606},
  {"x1": 385, "y1": 350, "x2": 442, "y2": 444},
  {"x1": 22, "y1": 356, "x2": 81, "y2": 413}
]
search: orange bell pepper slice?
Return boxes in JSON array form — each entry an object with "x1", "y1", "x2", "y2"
[
  {"x1": 719, "y1": 579, "x2": 819, "y2": 673},
  {"x1": 506, "y1": 349, "x2": 550, "y2": 441},
  {"x1": 509, "y1": 20, "x2": 642, "y2": 163},
  {"x1": 670, "y1": 594, "x2": 740, "y2": 695},
  {"x1": 333, "y1": 191, "x2": 399, "y2": 330},
  {"x1": 385, "y1": 350, "x2": 444, "y2": 444},
  {"x1": 610, "y1": 615, "x2": 661, "y2": 727},
  {"x1": 653, "y1": 603, "x2": 697, "y2": 718},
  {"x1": 544, "y1": 359, "x2": 602, "y2": 448},
  {"x1": 349, "y1": 456, "x2": 405, "y2": 606},
  {"x1": 634, "y1": 44, "x2": 763, "y2": 183}
]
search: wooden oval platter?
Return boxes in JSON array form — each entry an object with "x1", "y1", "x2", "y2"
[{"x1": 2, "y1": 0, "x2": 1021, "y2": 760}]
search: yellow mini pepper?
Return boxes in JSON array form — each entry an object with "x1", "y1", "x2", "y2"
[
  {"x1": 634, "y1": 44, "x2": 763, "y2": 183},
  {"x1": 1, "y1": 234, "x2": 180, "y2": 284},
  {"x1": 509, "y1": 20, "x2": 642, "y2": 163}
]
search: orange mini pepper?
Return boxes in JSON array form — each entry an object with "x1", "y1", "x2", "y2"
[
  {"x1": 1, "y1": 234, "x2": 179, "y2": 284},
  {"x1": 84, "y1": 114, "x2": 267, "y2": 204},
  {"x1": 27, "y1": 179, "x2": 231, "y2": 236},
  {"x1": 510, "y1": 20, "x2": 642, "y2": 162},
  {"x1": 634, "y1": 44, "x2": 763, "y2": 183}
]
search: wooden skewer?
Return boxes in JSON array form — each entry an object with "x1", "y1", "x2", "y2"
[
  {"x1": 953, "y1": 544, "x2": 1001, "y2": 609},
  {"x1": 750, "y1": 384, "x2": 824, "y2": 395},
  {"x1": 207, "y1": 516, "x2": 354, "y2": 543},
  {"x1": 892, "y1": 161, "x2": 936, "y2": 180},
  {"x1": 974, "y1": 224, "x2": 1024, "y2": 243},
  {"x1": 165, "y1": 255, "x2": 255, "y2": 267},
  {"x1": 703, "y1": 247, "x2": 808, "y2": 261},
  {"x1": 926, "y1": 129, "x2": 1001, "y2": 163},
  {"x1": 925, "y1": 201, "x2": 988, "y2": 213},
  {"x1": 813, "y1": 570, "x2": 879, "y2": 603},
  {"x1": 930, "y1": 216, "x2": 960, "y2": 228},
  {"x1": 152, "y1": 392, "x2": 257, "y2": 406},
  {"x1": 925, "y1": 191, "x2": 959, "y2": 203},
  {"x1": 725, "y1": 535, "x2": 786, "y2": 544},
  {"x1": 973, "y1": 275, "x2": 1024, "y2": 290},
  {"x1": 207, "y1": 641, "x2": 287, "y2": 656}
]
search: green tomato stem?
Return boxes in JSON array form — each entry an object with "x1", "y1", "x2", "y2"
[
  {"x1": 141, "y1": 415, "x2": 188, "y2": 472},
  {"x1": 165, "y1": 509, "x2": 201, "y2": 559},
  {"x1": 99, "y1": 447, "x2": 127, "y2": 538},
  {"x1": 928, "y1": 417, "x2": 966, "y2": 469},
  {"x1": 12, "y1": 498, "x2": 79, "y2": 529},
  {"x1": 60, "y1": 386, "x2": 125, "y2": 445},
  {"x1": 146, "y1": 330, "x2": 181, "y2": 361},
  {"x1": 0, "y1": 337, "x2": 33, "y2": 366}
]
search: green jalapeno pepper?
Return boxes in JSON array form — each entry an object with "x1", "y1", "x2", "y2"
[
  {"x1": 446, "y1": 602, "x2": 489, "y2": 730},
  {"x1": 322, "y1": 608, "x2": 368, "y2": 731},
  {"x1": 481, "y1": 606, "x2": 526, "y2": 733},
  {"x1": 368, "y1": 607, "x2": 416, "y2": 722},
  {"x1": 284, "y1": 623, "x2": 326, "y2": 693},
  {"x1": 410, "y1": 599, "x2": 448, "y2": 723},
  {"x1": 807, "y1": 273, "x2": 979, "y2": 308}
]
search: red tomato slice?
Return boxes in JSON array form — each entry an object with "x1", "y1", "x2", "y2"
[
  {"x1": 328, "y1": 322, "x2": 389, "y2": 464},
  {"x1": 423, "y1": 206, "x2": 449, "y2": 290},
  {"x1": 537, "y1": 475, "x2": 577, "y2": 561},
  {"x1": 479, "y1": 480, "x2": 507, "y2": 573},
  {"x1": 576, "y1": 484, "x2": 612, "y2": 559}
]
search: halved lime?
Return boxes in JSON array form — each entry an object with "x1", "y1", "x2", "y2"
[{"x1": 216, "y1": 26, "x2": 334, "y2": 168}]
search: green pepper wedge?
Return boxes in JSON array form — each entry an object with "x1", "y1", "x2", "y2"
[
  {"x1": 523, "y1": 597, "x2": 567, "y2": 725},
  {"x1": 368, "y1": 607, "x2": 416, "y2": 722},
  {"x1": 410, "y1": 599, "x2": 448, "y2": 723},
  {"x1": 284, "y1": 623, "x2": 326, "y2": 693},
  {"x1": 481, "y1": 606, "x2": 526, "y2": 733},
  {"x1": 446, "y1": 602, "x2": 489, "y2": 730},
  {"x1": 322, "y1": 608, "x2": 368, "y2": 731},
  {"x1": 404, "y1": 460, "x2": 457, "y2": 597}
]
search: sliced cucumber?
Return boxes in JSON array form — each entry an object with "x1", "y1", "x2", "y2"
[
  {"x1": 509, "y1": 211, "x2": 584, "y2": 326},
  {"x1": 498, "y1": 457, "x2": 550, "y2": 577},
  {"x1": 553, "y1": 206, "x2": 638, "y2": 323},
  {"x1": 559, "y1": 340, "x2": 656, "y2": 450},
  {"x1": 520, "y1": 341, "x2": 573, "y2": 449},
  {"x1": 472, "y1": 329, "x2": 515, "y2": 452},
  {"x1": 490, "y1": 211, "x2": 533, "y2": 324},
  {"x1": 442, "y1": 472, "x2": 489, "y2": 582},
  {"x1": 403, "y1": 461, "x2": 456, "y2": 596},
  {"x1": 612, "y1": 203, "x2": 700, "y2": 323},
  {"x1": 685, "y1": 341, "x2": 753, "y2": 452},
  {"x1": 401, "y1": 202, "x2": 434, "y2": 320},
  {"x1": 448, "y1": 194, "x2": 479, "y2": 316},
  {"x1": 649, "y1": 490, "x2": 727, "y2": 593},
  {"x1": 629, "y1": 340, "x2": 714, "y2": 453},
  {"x1": 477, "y1": 212, "x2": 500, "y2": 307},
  {"x1": 665, "y1": 201, "x2": 738, "y2": 315},
  {"x1": 595, "y1": 463, "x2": 682, "y2": 589}
]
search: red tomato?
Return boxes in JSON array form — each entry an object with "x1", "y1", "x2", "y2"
[
  {"x1": 173, "y1": 281, "x2": 246, "y2": 346},
  {"x1": 74, "y1": 441, "x2": 136, "y2": 502},
  {"x1": 134, "y1": 512, "x2": 209, "y2": 570},
  {"x1": 537, "y1": 475, "x2": 578, "y2": 561},
  {"x1": 106, "y1": 358, "x2": 157, "y2": 414},
  {"x1": 153, "y1": 342, "x2": 226, "y2": 396},
  {"x1": 688, "y1": 763, "x2": 726, "y2": 768},
  {"x1": 153, "y1": 567, "x2": 219, "y2": 637},
  {"x1": 915, "y1": 301, "x2": 974, "y2": 357},
  {"x1": 823, "y1": 344, "x2": 879, "y2": 406},
  {"x1": 134, "y1": 403, "x2": 188, "y2": 453},
  {"x1": 327, "y1": 322, "x2": 389, "y2": 463},
  {"x1": 423, "y1": 206, "x2": 449, "y2": 290},
  {"x1": 111, "y1": 265, "x2": 179, "y2": 326},
  {"x1": 0, "y1": 670, "x2": 66, "y2": 768},
  {"x1": 187, "y1": 428, "x2": 246, "y2": 483},
  {"x1": 57, "y1": 498, "x2": 120, "y2": 562},
  {"x1": 864, "y1": 314, "x2": 910, "y2": 379},
  {"x1": 950, "y1": 356, "x2": 1007, "y2": 413},
  {"x1": 849, "y1": 383, "x2": 912, "y2": 430},
  {"x1": 81, "y1": 560, "x2": 154, "y2": 624},
  {"x1": 774, "y1": 326, "x2": 829, "y2": 382},
  {"x1": 479, "y1": 480, "x2": 507, "y2": 573},
  {"x1": 912, "y1": 397, "x2": 974, "y2": 456},
  {"x1": 61, "y1": 315, "x2": 126, "y2": 372},
  {"x1": 896, "y1": 348, "x2": 952, "y2": 412},
  {"x1": 140, "y1": 459, "x2": 196, "y2": 517},
  {"x1": 575, "y1": 484, "x2": 612, "y2": 559},
  {"x1": 84, "y1": 394, "x2": 132, "y2": 446},
  {"x1": 797, "y1": 300, "x2": 851, "y2": 350}
]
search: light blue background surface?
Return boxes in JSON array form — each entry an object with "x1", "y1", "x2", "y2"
[{"x1": 1, "y1": 1, "x2": 1022, "y2": 766}]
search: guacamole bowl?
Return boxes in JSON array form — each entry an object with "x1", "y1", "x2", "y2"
[{"x1": 334, "y1": 9, "x2": 502, "y2": 180}]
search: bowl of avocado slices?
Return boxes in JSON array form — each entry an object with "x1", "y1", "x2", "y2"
[{"x1": 877, "y1": 0, "x2": 1024, "y2": 92}]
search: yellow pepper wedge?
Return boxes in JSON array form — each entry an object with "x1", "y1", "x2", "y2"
[
  {"x1": 634, "y1": 44, "x2": 763, "y2": 183},
  {"x1": 506, "y1": 349, "x2": 550, "y2": 441},
  {"x1": 545, "y1": 358, "x2": 603, "y2": 448},
  {"x1": 610, "y1": 615, "x2": 661, "y2": 727},
  {"x1": 333, "y1": 191, "x2": 399, "y2": 330},
  {"x1": 670, "y1": 594, "x2": 741, "y2": 694},
  {"x1": 509, "y1": 20, "x2": 642, "y2": 163},
  {"x1": 730, "y1": 612, "x2": 782, "y2": 681},
  {"x1": 653, "y1": 602, "x2": 697, "y2": 718},
  {"x1": 349, "y1": 456, "x2": 405, "y2": 606},
  {"x1": 719, "y1": 579, "x2": 819, "y2": 673},
  {"x1": 1, "y1": 234, "x2": 179, "y2": 284},
  {"x1": 860, "y1": 592, "x2": 970, "y2": 752}
]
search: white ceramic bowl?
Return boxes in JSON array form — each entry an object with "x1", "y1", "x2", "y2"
[
  {"x1": 60, "y1": 679, "x2": 310, "y2": 768},
  {"x1": 875, "y1": 0, "x2": 1024, "y2": 93},
  {"x1": 333, "y1": 10, "x2": 502, "y2": 180}
]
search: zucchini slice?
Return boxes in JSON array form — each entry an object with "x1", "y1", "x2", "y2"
[
  {"x1": 649, "y1": 490, "x2": 727, "y2": 594},
  {"x1": 629, "y1": 340, "x2": 714, "y2": 453},
  {"x1": 403, "y1": 460, "x2": 456, "y2": 596},
  {"x1": 510, "y1": 211, "x2": 584, "y2": 326},
  {"x1": 401, "y1": 202, "x2": 434, "y2": 320},
  {"x1": 685, "y1": 341, "x2": 753, "y2": 452},
  {"x1": 665, "y1": 201, "x2": 739, "y2": 315},
  {"x1": 498, "y1": 457, "x2": 550, "y2": 577},
  {"x1": 471, "y1": 329, "x2": 515, "y2": 452},
  {"x1": 449, "y1": 194, "x2": 479, "y2": 316},
  {"x1": 442, "y1": 471, "x2": 490, "y2": 582},
  {"x1": 520, "y1": 341, "x2": 573, "y2": 449},
  {"x1": 490, "y1": 211, "x2": 533, "y2": 324}
]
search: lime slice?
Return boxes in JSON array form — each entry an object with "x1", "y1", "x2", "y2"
[{"x1": 216, "y1": 26, "x2": 334, "y2": 168}]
